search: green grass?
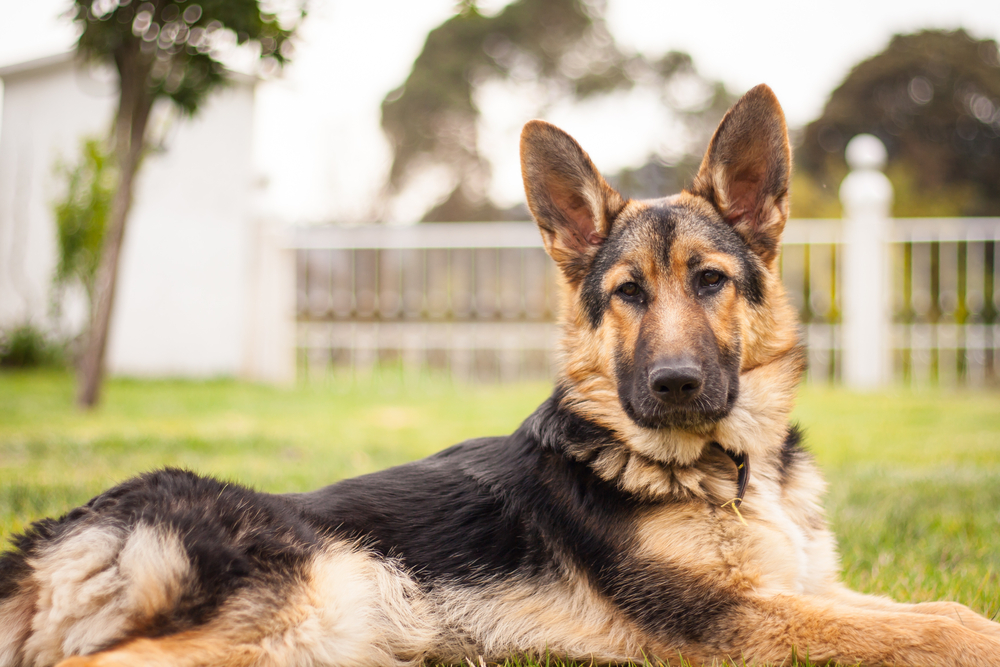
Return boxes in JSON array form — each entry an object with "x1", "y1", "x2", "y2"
[
  {"x1": 0, "y1": 370, "x2": 551, "y2": 536},
  {"x1": 1, "y1": 370, "x2": 999, "y2": 665},
  {"x1": 791, "y1": 386, "x2": 1000, "y2": 614}
]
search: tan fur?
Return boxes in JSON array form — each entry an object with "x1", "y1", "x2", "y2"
[
  {"x1": 729, "y1": 596, "x2": 1000, "y2": 667},
  {"x1": 293, "y1": 543, "x2": 435, "y2": 666},
  {"x1": 632, "y1": 453, "x2": 838, "y2": 600},
  {"x1": 429, "y1": 574, "x2": 641, "y2": 664},
  {"x1": 0, "y1": 588, "x2": 35, "y2": 666},
  {"x1": 23, "y1": 524, "x2": 191, "y2": 667},
  {"x1": 53, "y1": 542, "x2": 435, "y2": 667}
]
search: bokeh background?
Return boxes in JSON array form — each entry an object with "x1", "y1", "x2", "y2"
[
  {"x1": 2, "y1": 0, "x2": 1000, "y2": 388},
  {"x1": 4, "y1": 0, "x2": 1000, "y2": 223}
]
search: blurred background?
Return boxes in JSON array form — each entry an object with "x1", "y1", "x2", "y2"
[{"x1": 0, "y1": 0, "x2": 998, "y2": 389}]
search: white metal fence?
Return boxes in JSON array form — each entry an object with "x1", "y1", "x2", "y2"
[{"x1": 292, "y1": 217, "x2": 1000, "y2": 386}]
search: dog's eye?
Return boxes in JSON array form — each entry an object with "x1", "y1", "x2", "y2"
[
  {"x1": 698, "y1": 270, "x2": 726, "y2": 293},
  {"x1": 617, "y1": 282, "x2": 642, "y2": 300}
]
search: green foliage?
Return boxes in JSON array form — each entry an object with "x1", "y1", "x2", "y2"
[
  {"x1": 789, "y1": 171, "x2": 842, "y2": 219},
  {"x1": 798, "y1": 29, "x2": 1000, "y2": 216},
  {"x1": 885, "y1": 162, "x2": 979, "y2": 218},
  {"x1": 53, "y1": 137, "x2": 116, "y2": 304},
  {"x1": 382, "y1": 0, "x2": 733, "y2": 221},
  {"x1": 0, "y1": 325, "x2": 65, "y2": 369},
  {"x1": 606, "y1": 154, "x2": 705, "y2": 206},
  {"x1": 72, "y1": 0, "x2": 305, "y2": 116}
]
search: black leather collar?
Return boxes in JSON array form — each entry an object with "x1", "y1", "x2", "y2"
[{"x1": 713, "y1": 442, "x2": 750, "y2": 508}]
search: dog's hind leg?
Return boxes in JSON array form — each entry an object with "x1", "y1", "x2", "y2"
[
  {"x1": 0, "y1": 588, "x2": 35, "y2": 667},
  {"x1": 53, "y1": 542, "x2": 436, "y2": 667},
  {"x1": 23, "y1": 531, "x2": 432, "y2": 667},
  {"x1": 53, "y1": 632, "x2": 261, "y2": 667},
  {"x1": 11, "y1": 522, "x2": 195, "y2": 667}
]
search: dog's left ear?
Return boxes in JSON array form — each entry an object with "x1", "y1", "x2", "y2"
[{"x1": 689, "y1": 84, "x2": 791, "y2": 266}]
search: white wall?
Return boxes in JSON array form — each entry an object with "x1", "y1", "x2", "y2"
[
  {"x1": 0, "y1": 54, "x2": 293, "y2": 381},
  {"x1": 0, "y1": 54, "x2": 115, "y2": 333},
  {"x1": 107, "y1": 81, "x2": 255, "y2": 377}
]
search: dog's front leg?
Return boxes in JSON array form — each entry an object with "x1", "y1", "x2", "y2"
[
  {"x1": 710, "y1": 593, "x2": 1000, "y2": 667},
  {"x1": 827, "y1": 586, "x2": 1000, "y2": 640}
]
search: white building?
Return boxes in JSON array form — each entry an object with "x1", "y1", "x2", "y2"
[{"x1": 0, "y1": 52, "x2": 292, "y2": 381}]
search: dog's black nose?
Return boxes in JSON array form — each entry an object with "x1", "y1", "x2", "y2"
[{"x1": 648, "y1": 363, "x2": 702, "y2": 404}]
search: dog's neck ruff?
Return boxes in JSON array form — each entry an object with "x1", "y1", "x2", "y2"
[{"x1": 525, "y1": 391, "x2": 756, "y2": 505}]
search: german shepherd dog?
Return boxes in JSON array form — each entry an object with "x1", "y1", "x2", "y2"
[{"x1": 2, "y1": 85, "x2": 999, "y2": 667}]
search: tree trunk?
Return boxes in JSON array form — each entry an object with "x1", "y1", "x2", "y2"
[{"x1": 76, "y1": 44, "x2": 153, "y2": 408}]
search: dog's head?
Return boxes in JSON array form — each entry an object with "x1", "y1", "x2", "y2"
[{"x1": 521, "y1": 84, "x2": 802, "y2": 469}]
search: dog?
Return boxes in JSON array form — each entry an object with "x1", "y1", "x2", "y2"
[{"x1": 2, "y1": 84, "x2": 999, "y2": 667}]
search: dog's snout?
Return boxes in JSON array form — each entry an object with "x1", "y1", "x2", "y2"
[{"x1": 648, "y1": 362, "x2": 703, "y2": 404}]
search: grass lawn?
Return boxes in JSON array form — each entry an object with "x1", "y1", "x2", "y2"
[{"x1": 1, "y1": 369, "x2": 999, "y2": 665}]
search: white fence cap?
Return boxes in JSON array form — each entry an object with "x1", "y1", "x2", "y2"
[{"x1": 845, "y1": 134, "x2": 887, "y2": 170}]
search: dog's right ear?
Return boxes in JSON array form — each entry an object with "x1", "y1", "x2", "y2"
[{"x1": 520, "y1": 120, "x2": 626, "y2": 283}]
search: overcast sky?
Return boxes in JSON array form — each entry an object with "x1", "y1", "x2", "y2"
[{"x1": 1, "y1": 0, "x2": 998, "y2": 222}]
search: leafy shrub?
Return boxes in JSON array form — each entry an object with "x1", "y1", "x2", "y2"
[
  {"x1": 52, "y1": 137, "x2": 117, "y2": 306},
  {"x1": 0, "y1": 324, "x2": 65, "y2": 368}
]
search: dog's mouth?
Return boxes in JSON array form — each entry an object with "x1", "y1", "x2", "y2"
[
  {"x1": 617, "y1": 365, "x2": 739, "y2": 432},
  {"x1": 620, "y1": 394, "x2": 733, "y2": 431},
  {"x1": 614, "y1": 338, "x2": 742, "y2": 433}
]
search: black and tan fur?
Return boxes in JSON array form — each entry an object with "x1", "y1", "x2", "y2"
[{"x1": 2, "y1": 85, "x2": 999, "y2": 667}]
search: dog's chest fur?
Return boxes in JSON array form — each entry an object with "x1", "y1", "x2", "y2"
[{"x1": 632, "y1": 455, "x2": 839, "y2": 601}]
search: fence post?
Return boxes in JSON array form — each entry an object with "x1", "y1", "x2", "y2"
[
  {"x1": 243, "y1": 220, "x2": 296, "y2": 384},
  {"x1": 840, "y1": 135, "x2": 893, "y2": 388}
]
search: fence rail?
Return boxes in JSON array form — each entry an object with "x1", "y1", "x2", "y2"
[
  {"x1": 295, "y1": 224, "x2": 560, "y2": 381},
  {"x1": 781, "y1": 218, "x2": 1000, "y2": 386},
  {"x1": 293, "y1": 218, "x2": 1000, "y2": 386}
]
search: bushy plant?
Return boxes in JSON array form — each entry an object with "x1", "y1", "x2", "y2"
[
  {"x1": 53, "y1": 137, "x2": 117, "y2": 308},
  {"x1": 0, "y1": 324, "x2": 64, "y2": 368}
]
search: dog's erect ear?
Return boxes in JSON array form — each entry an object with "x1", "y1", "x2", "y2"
[
  {"x1": 689, "y1": 84, "x2": 791, "y2": 266},
  {"x1": 521, "y1": 120, "x2": 626, "y2": 282}
]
